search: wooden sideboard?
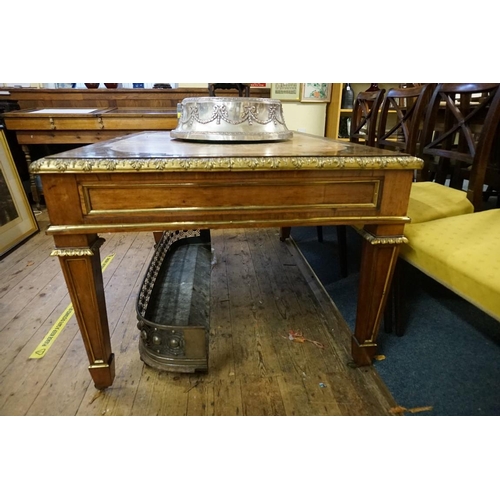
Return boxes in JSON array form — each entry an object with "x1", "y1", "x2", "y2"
[
  {"x1": 0, "y1": 86, "x2": 271, "y2": 110},
  {"x1": 1, "y1": 107, "x2": 178, "y2": 145}
]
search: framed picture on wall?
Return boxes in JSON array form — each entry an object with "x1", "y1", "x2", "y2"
[
  {"x1": 301, "y1": 83, "x2": 332, "y2": 103},
  {"x1": 0, "y1": 129, "x2": 38, "y2": 257},
  {"x1": 270, "y1": 83, "x2": 302, "y2": 101}
]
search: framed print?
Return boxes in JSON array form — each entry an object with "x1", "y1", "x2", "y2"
[
  {"x1": 301, "y1": 83, "x2": 332, "y2": 102},
  {"x1": 271, "y1": 83, "x2": 301, "y2": 101},
  {"x1": 0, "y1": 129, "x2": 38, "y2": 257}
]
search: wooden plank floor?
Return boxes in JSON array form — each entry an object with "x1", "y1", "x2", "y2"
[{"x1": 0, "y1": 210, "x2": 398, "y2": 416}]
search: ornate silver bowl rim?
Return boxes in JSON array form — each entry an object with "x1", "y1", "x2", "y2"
[{"x1": 170, "y1": 96, "x2": 293, "y2": 142}]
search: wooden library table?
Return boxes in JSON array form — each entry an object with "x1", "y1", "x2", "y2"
[
  {"x1": 1, "y1": 107, "x2": 178, "y2": 206},
  {"x1": 31, "y1": 131, "x2": 422, "y2": 389},
  {"x1": 1, "y1": 107, "x2": 178, "y2": 145}
]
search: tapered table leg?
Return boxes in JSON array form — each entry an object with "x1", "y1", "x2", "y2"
[
  {"x1": 52, "y1": 234, "x2": 115, "y2": 389},
  {"x1": 21, "y1": 144, "x2": 41, "y2": 210},
  {"x1": 279, "y1": 226, "x2": 291, "y2": 241},
  {"x1": 351, "y1": 225, "x2": 407, "y2": 366}
]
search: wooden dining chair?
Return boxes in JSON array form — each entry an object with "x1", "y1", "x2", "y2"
[
  {"x1": 404, "y1": 83, "x2": 500, "y2": 228},
  {"x1": 482, "y1": 131, "x2": 500, "y2": 207},
  {"x1": 417, "y1": 84, "x2": 499, "y2": 185},
  {"x1": 388, "y1": 83, "x2": 500, "y2": 336},
  {"x1": 349, "y1": 88, "x2": 386, "y2": 146},
  {"x1": 377, "y1": 84, "x2": 499, "y2": 333},
  {"x1": 336, "y1": 85, "x2": 434, "y2": 283},
  {"x1": 282, "y1": 87, "x2": 385, "y2": 277},
  {"x1": 313, "y1": 87, "x2": 387, "y2": 275},
  {"x1": 377, "y1": 84, "x2": 435, "y2": 156}
]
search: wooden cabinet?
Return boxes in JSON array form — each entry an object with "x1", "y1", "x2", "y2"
[
  {"x1": 325, "y1": 83, "x2": 401, "y2": 140},
  {"x1": 0, "y1": 86, "x2": 271, "y2": 110}
]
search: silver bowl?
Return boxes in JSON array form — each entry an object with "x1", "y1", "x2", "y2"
[{"x1": 170, "y1": 97, "x2": 293, "y2": 142}]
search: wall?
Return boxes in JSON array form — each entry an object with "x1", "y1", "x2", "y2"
[{"x1": 281, "y1": 102, "x2": 326, "y2": 137}]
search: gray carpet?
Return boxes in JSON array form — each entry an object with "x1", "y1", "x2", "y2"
[{"x1": 292, "y1": 225, "x2": 500, "y2": 416}]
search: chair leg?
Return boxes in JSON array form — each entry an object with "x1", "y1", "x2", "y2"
[
  {"x1": 316, "y1": 225, "x2": 323, "y2": 242},
  {"x1": 383, "y1": 260, "x2": 407, "y2": 336},
  {"x1": 393, "y1": 260, "x2": 405, "y2": 337},
  {"x1": 280, "y1": 227, "x2": 291, "y2": 241},
  {"x1": 483, "y1": 186, "x2": 494, "y2": 202},
  {"x1": 383, "y1": 282, "x2": 393, "y2": 333},
  {"x1": 336, "y1": 225, "x2": 348, "y2": 278}
]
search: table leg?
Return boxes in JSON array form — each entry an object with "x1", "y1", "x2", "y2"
[
  {"x1": 21, "y1": 144, "x2": 41, "y2": 210},
  {"x1": 279, "y1": 227, "x2": 291, "y2": 241},
  {"x1": 351, "y1": 225, "x2": 407, "y2": 366},
  {"x1": 52, "y1": 234, "x2": 115, "y2": 389}
]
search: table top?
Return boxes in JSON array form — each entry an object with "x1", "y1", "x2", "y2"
[{"x1": 31, "y1": 131, "x2": 423, "y2": 174}]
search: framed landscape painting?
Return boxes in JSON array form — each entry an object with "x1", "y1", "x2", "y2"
[
  {"x1": 0, "y1": 129, "x2": 38, "y2": 257},
  {"x1": 301, "y1": 83, "x2": 332, "y2": 102}
]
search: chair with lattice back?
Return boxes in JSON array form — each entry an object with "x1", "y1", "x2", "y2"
[
  {"x1": 377, "y1": 84, "x2": 435, "y2": 155},
  {"x1": 349, "y1": 88, "x2": 386, "y2": 146},
  {"x1": 407, "y1": 83, "x2": 500, "y2": 222},
  {"x1": 419, "y1": 84, "x2": 499, "y2": 179}
]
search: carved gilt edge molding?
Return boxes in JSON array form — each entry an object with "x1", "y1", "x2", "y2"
[
  {"x1": 50, "y1": 237, "x2": 106, "y2": 257},
  {"x1": 358, "y1": 228, "x2": 408, "y2": 245},
  {"x1": 30, "y1": 155, "x2": 423, "y2": 173}
]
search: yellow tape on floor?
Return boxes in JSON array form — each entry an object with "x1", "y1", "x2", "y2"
[{"x1": 29, "y1": 254, "x2": 115, "y2": 359}]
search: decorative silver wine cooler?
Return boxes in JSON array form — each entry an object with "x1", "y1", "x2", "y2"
[{"x1": 136, "y1": 229, "x2": 212, "y2": 373}]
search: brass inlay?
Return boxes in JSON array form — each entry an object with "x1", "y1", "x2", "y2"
[
  {"x1": 30, "y1": 155, "x2": 424, "y2": 173},
  {"x1": 370, "y1": 246, "x2": 399, "y2": 343},
  {"x1": 352, "y1": 338, "x2": 378, "y2": 348},
  {"x1": 46, "y1": 216, "x2": 411, "y2": 235},
  {"x1": 89, "y1": 361, "x2": 111, "y2": 369},
  {"x1": 87, "y1": 204, "x2": 378, "y2": 216},
  {"x1": 350, "y1": 245, "x2": 399, "y2": 346}
]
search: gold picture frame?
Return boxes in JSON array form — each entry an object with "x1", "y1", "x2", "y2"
[
  {"x1": 270, "y1": 83, "x2": 302, "y2": 101},
  {"x1": 0, "y1": 129, "x2": 38, "y2": 257},
  {"x1": 301, "y1": 83, "x2": 333, "y2": 103}
]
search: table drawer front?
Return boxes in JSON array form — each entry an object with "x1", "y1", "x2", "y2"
[{"x1": 80, "y1": 179, "x2": 381, "y2": 217}]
